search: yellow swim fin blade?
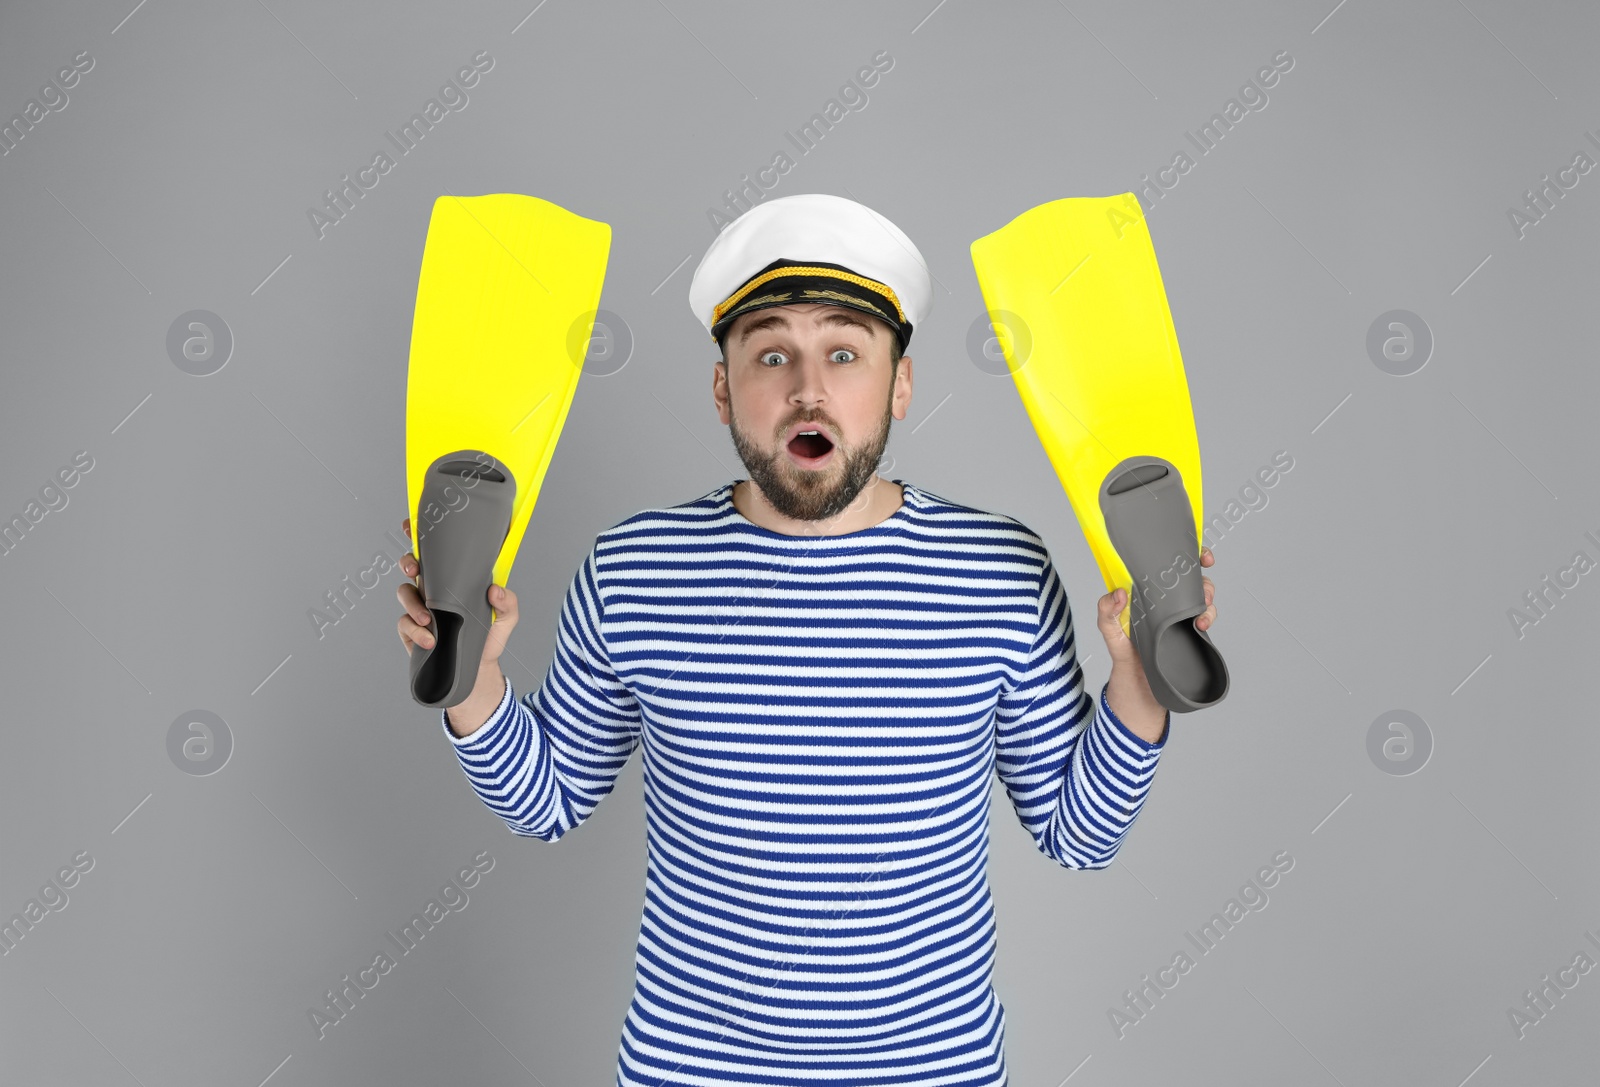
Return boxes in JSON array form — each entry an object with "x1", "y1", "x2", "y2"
[
  {"x1": 970, "y1": 193, "x2": 1228, "y2": 713},
  {"x1": 404, "y1": 193, "x2": 611, "y2": 709}
]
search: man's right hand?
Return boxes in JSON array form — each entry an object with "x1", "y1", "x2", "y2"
[{"x1": 396, "y1": 517, "x2": 520, "y2": 664}]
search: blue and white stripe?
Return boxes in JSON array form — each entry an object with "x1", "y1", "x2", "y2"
[{"x1": 442, "y1": 480, "x2": 1168, "y2": 1086}]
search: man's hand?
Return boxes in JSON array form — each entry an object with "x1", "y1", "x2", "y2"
[
  {"x1": 395, "y1": 517, "x2": 520, "y2": 664},
  {"x1": 1095, "y1": 546, "x2": 1218, "y2": 744},
  {"x1": 398, "y1": 516, "x2": 522, "y2": 737}
]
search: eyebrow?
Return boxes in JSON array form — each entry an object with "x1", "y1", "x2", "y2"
[{"x1": 736, "y1": 310, "x2": 879, "y2": 347}]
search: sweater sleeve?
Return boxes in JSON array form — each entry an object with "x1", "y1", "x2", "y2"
[
  {"x1": 994, "y1": 546, "x2": 1167, "y2": 869},
  {"x1": 439, "y1": 542, "x2": 643, "y2": 842}
]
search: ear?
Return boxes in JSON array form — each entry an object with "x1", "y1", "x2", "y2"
[
  {"x1": 713, "y1": 359, "x2": 731, "y2": 425},
  {"x1": 890, "y1": 354, "x2": 913, "y2": 422}
]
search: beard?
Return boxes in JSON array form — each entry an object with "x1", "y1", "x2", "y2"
[{"x1": 727, "y1": 378, "x2": 895, "y2": 524}]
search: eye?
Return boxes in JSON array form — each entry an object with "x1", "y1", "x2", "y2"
[
  {"x1": 830, "y1": 348, "x2": 857, "y2": 364},
  {"x1": 758, "y1": 350, "x2": 788, "y2": 367}
]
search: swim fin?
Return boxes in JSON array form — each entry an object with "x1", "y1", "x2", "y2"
[
  {"x1": 970, "y1": 193, "x2": 1228, "y2": 713},
  {"x1": 404, "y1": 193, "x2": 611, "y2": 709}
]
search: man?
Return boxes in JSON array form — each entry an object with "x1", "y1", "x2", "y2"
[{"x1": 397, "y1": 193, "x2": 1218, "y2": 1085}]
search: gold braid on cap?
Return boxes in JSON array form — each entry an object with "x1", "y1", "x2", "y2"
[{"x1": 713, "y1": 264, "x2": 907, "y2": 327}]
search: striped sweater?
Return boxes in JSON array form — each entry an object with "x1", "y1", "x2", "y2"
[{"x1": 441, "y1": 479, "x2": 1168, "y2": 1086}]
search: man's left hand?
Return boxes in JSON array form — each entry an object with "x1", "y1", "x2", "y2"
[{"x1": 1095, "y1": 546, "x2": 1218, "y2": 743}]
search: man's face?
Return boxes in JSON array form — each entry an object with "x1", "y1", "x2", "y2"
[{"x1": 713, "y1": 303, "x2": 912, "y2": 523}]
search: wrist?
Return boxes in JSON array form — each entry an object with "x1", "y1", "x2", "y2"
[
  {"x1": 1105, "y1": 663, "x2": 1168, "y2": 745},
  {"x1": 445, "y1": 664, "x2": 509, "y2": 739}
]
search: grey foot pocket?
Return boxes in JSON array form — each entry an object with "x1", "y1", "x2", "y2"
[
  {"x1": 409, "y1": 451, "x2": 516, "y2": 709},
  {"x1": 1099, "y1": 456, "x2": 1229, "y2": 713}
]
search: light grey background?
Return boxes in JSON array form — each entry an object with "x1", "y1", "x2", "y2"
[{"x1": 3, "y1": 1, "x2": 1597, "y2": 1084}]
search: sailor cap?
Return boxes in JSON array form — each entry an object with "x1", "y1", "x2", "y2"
[{"x1": 688, "y1": 193, "x2": 932, "y2": 353}]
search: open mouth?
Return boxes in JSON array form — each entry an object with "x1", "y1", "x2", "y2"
[{"x1": 787, "y1": 429, "x2": 835, "y2": 460}]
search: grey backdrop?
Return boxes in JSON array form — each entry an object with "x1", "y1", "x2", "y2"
[{"x1": 3, "y1": 1, "x2": 1597, "y2": 1084}]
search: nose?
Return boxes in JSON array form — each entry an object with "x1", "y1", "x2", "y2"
[{"x1": 786, "y1": 350, "x2": 830, "y2": 408}]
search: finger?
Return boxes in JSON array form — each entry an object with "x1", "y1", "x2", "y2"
[
  {"x1": 402, "y1": 517, "x2": 411, "y2": 539},
  {"x1": 1196, "y1": 603, "x2": 1217, "y2": 631},
  {"x1": 396, "y1": 583, "x2": 431, "y2": 628},
  {"x1": 1202, "y1": 574, "x2": 1213, "y2": 606},
  {"x1": 1096, "y1": 588, "x2": 1146, "y2": 668},
  {"x1": 488, "y1": 583, "x2": 517, "y2": 621},
  {"x1": 400, "y1": 552, "x2": 419, "y2": 578},
  {"x1": 1199, "y1": 546, "x2": 1214, "y2": 567},
  {"x1": 1097, "y1": 588, "x2": 1129, "y2": 637},
  {"x1": 398, "y1": 614, "x2": 435, "y2": 651}
]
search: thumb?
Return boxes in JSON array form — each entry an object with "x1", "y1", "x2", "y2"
[
  {"x1": 1096, "y1": 587, "x2": 1139, "y2": 665},
  {"x1": 482, "y1": 583, "x2": 519, "y2": 662}
]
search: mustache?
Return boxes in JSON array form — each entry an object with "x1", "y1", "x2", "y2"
[{"x1": 781, "y1": 414, "x2": 838, "y2": 438}]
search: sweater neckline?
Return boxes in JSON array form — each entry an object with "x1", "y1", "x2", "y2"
[{"x1": 718, "y1": 479, "x2": 917, "y2": 542}]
